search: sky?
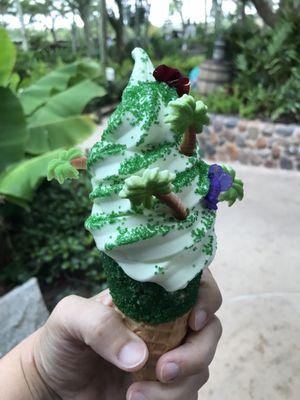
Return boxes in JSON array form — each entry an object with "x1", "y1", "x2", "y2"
[{"x1": 2, "y1": 0, "x2": 242, "y2": 31}]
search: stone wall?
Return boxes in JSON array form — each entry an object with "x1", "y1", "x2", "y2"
[{"x1": 198, "y1": 114, "x2": 300, "y2": 171}]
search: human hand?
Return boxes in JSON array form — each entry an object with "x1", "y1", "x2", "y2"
[{"x1": 23, "y1": 269, "x2": 222, "y2": 400}]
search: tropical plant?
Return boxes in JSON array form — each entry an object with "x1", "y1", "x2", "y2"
[
  {"x1": 119, "y1": 167, "x2": 187, "y2": 220},
  {"x1": 1, "y1": 174, "x2": 105, "y2": 306},
  {"x1": 232, "y1": 11, "x2": 300, "y2": 122},
  {"x1": 165, "y1": 94, "x2": 209, "y2": 156},
  {"x1": 0, "y1": 28, "x2": 106, "y2": 206}
]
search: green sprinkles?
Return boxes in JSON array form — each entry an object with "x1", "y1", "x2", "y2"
[
  {"x1": 101, "y1": 81, "x2": 177, "y2": 145},
  {"x1": 192, "y1": 227, "x2": 205, "y2": 243},
  {"x1": 203, "y1": 235, "x2": 214, "y2": 256},
  {"x1": 87, "y1": 141, "x2": 126, "y2": 170},
  {"x1": 85, "y1": 211, "x2": 127, "y2": 230},
  {"x1": 102, "y1": 252, "x2": 202, "y2": 324},
  {"x1": 104, "y1": 210, "x2": 199, "y2": 251},
  {"x1": 89, "y1": 183, "x2": 123, "y2": 200}
]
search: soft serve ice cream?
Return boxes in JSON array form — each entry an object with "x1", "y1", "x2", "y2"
[{"x1": 85, "y1": 48, "x2": 217, "y2": 292}]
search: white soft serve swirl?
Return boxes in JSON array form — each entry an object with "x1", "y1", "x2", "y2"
[{"x1": 87, "y1": 48, "x2": 217, "y2": 291}]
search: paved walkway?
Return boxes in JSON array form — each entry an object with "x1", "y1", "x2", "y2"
[
  {"x1": 199, "y1": 164, "x2": 300, "y2": 400},
  {"x1": 83, "y1": 125, "x2": 300, "y2": 399}
]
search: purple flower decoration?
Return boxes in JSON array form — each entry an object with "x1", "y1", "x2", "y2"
[{"x1": 204, "y1": 164, "x2": 233, "y2": 210}]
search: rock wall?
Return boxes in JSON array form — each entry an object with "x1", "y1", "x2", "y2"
[{"x1": 198, "y1": 115, "x2": 300, "y2": 171}]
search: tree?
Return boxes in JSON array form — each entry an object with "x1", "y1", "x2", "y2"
[
  {"x1": 107, "y1": 0, "x2": 125, "y2": 59},
  {"x1": 119, "y1": 167, "x2": 188, "y2": 220},
  {"x1": 211, "y1": 0, "x2": 223, "y2": 35},
  {"x1": 250, "y1": 0, "x2": 300, "y2": 28},
  {"x1": 15, "y1": 0, "x2": 28, "y2": 50},
  {"x1": 169, "y1": 0, "x2": 186, "y2": 34},
  {"x1": 98, "y1": 0, "x2": 107, "y2": 68},
  {"x1": 165, "y1": 95, "x2": 209, "y2": 157},
  {"x1": 66, "y1": 0, "x2": 94, "y2": 56}
]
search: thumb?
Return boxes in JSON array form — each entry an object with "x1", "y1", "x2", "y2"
[{"x1": 47, "y1": 295, "x2": 148, "y2": 372}]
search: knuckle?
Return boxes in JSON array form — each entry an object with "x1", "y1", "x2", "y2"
[
  {"x1": 216, "y1": 287, "x2": 223, "y2": 310},
  {"x1": 51, "y1": 294, "x2": 80, "y2": 319},
  {"x1": 87, "y1": 307, "x2": 117, "y2": 343},
  {"x1": 214, "y1": 316, "x2": 223, "y2": 340},
  {"x1": 203, "y1": 367, "x2": 210, "y2": 384}
]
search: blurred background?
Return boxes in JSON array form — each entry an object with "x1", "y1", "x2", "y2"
[{"x1": 0, "y1": 1, "x2": 299, "y2": 399}]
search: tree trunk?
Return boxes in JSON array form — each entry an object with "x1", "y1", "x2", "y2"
[
  {"x1": 70, "y1": 157, "x2": 87, "y2": 170},
  {"x1": 79, "y1": 4, "x2": 93, "y2": 56},
  {"x1": 50, "y1": 17, "x2": 57, "y2": 44},
  {"x1": 15, "y1": 0, "x2": 28, "y2": 51},
  {"x1": 108, "y1": 0, "x2": 125, "y2": 61},
  {"x1": 251, "y1": 0, "x2": 278, "y2": 28},
  {"x1": 71, "y1": 20, "x2": 78, "y2": 55},
  {"x1": 213, "y1": 0, "x2": 223, "y2": 36},
  {"x1": 155, "y1": 192, "x2": 188, "y2": 220},
  {"x1": 134, "y1": 0, "x2": 141, "y2": 46},
  {"x1": 180, "y1": 126, "x2": 196, "y2": 157},
  {"x1": 204, "y1": 0, "x2": 207, "y2": 32},
  {"x1": 99, "y1": 0, "x2": 107, "y2": 69}
]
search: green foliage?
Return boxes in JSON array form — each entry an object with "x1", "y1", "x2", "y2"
[
  {"x1": 165, "y1": 94, "x2": 209, "y2": 134},
  {"x1": 47, "y1": 148, "x2": 83, "y2": 184},
  {"x1": 119, "y1": 167, "x2": 175, "y2": 209},
  {"x1": 158, "y1": 54, "x2": 204, "y2": 77},
  {"x1": 0, "y1": 29, "x2": 106, "y2": 205},
  {"x1": 228, "y1": 13, "x2": 300, "y2": 122},
  {"x1": 204, "y1": 12, "x2": 300, "y2": 123},
  {"x1": 14, "y1": 49, "x2": 50, "y2": 89},
  {"x1": 218, "y1": 165, "x2": 244, "y2": 206},
  {"x1": 0, "y1": 87, "x2": 28, "y2": 172},
  {"x1": 200, "y1": 85, "x2": 249, "y2": 116},
  {"x1": 0, "y1": 150, "x2": 62, "y2": 207},
  {"x1": 2, "y1": 175, "x2": 104, "y2": 292},
  {"x1": 0, "y1": 28, "x2": 16, "y2": 86}
]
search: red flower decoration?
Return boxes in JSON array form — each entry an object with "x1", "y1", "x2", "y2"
[{"x1": 153, "y1": 64, "x2": 190, "y2": 97}]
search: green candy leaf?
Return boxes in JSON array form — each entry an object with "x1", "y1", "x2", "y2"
[
  {"x1": 218, "y1": 165, "x2": 244, "y2": 206},
  {"x1": 165, "y1": 94, "x2": 209, "y2": 135},
  {"x1": 119, "y1": 167, "x2": 175, "y2": 208},
  {"x1": 47, "y1": 148, "x2": 83, "y2": 184}
]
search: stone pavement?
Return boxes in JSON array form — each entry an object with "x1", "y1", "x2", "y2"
[{"x1": 199, "y1": 164, "x2": 300, "y2": 400}]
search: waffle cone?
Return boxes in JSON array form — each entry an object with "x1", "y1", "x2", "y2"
[{"x1": 123, "y1": 311, "x2": 191, "y2": 381}]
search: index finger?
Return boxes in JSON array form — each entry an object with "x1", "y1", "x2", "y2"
[{"x1": 189, "y1": 268, "x2": 222, "y2": 331}]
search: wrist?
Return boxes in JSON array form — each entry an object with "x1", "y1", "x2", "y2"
[{"x1": 20, "y1": 329, "x2": 60, "y2": 400}]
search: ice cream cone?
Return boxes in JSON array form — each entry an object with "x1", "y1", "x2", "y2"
[{"x1": 123, "y1": 310, "x2": 191, "y2": 381}]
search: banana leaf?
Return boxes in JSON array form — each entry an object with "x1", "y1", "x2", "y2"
[
  {"x1": 0, "y1": 28, "x2": 16, "y2": 86},
  {"x1": 19, "y1": 60, "x2": 102, "y2": 116},
  {"x1": 25, "y1": 80, "x2": 105, "y2": 154},
  {"x1": 0, "y1": 87, "x2": 28, "y2": 172},
  {"x1": 0, "y1": 149, "x2": 63, "y2": 207},
  {"x1": 26, "y1": 115, "x2": 96, "y2": 154}
]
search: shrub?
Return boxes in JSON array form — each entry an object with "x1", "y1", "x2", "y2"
[
  {"x1": 224, "y1": 13, "x2": 300, "y2": 122},
  {"x1": 1, "y1": 175, "x2": 105, "y2": 304}
]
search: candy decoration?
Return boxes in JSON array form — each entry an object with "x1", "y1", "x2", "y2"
[
  {"x1": 153, "y1": 64, "x2": 190, "y2": 96},
  {"x1": 47, "y1": 148, "x2": 85, "y2": 184},
  {"x1": 165, "y1": 94, "x2": 209, "y2": 156},
  {"x1": 119, "y1": 167, "x2": 188, "y2": 220},
  {"x1": 218, "y1": 164, "x2": 244, "y2": 206}
]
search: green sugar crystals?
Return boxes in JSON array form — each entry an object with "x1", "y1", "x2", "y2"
[{"x1": 101, "y1": 81, "x2": 177, "y2": 145}]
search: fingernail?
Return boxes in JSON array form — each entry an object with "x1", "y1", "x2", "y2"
[
  {"x1": 118, "y1": 341, "x2": 147, "y2": 368},
  {"x1": 162, "y1": 362, "x2": 180, "y2": 381},
  {"x1": 129, "y1": 392, "x2": 146, "y2": 400},
  {"x1": 195, "y1": 310, "x2": 207, "y2": 330}
]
